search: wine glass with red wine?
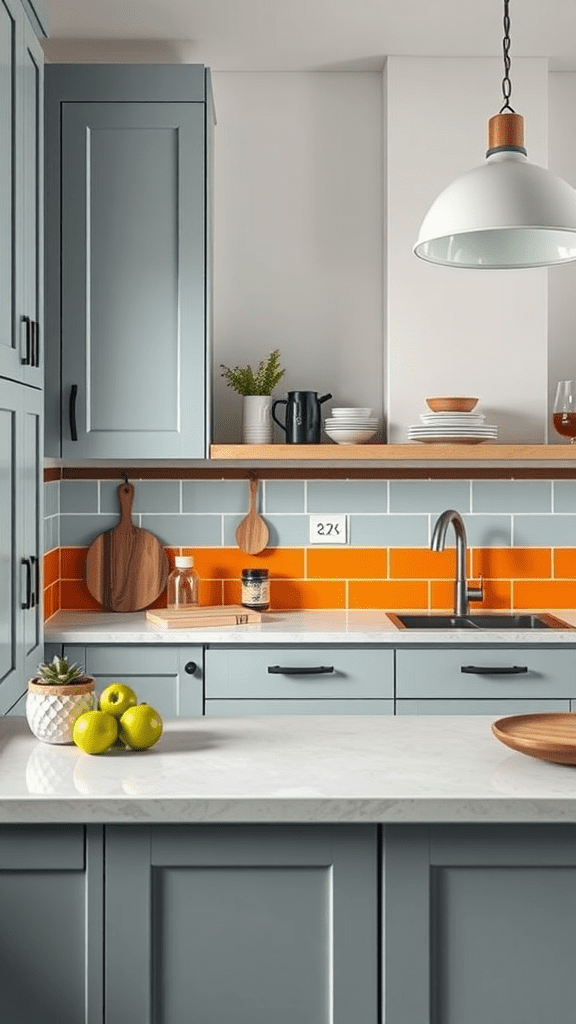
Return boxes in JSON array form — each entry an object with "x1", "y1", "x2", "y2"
[{"x1": 553, "y1": 381, "x2": 576, "y2": 443}]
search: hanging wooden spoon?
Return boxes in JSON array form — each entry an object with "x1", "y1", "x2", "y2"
[{"x1": 235, "y1": 474, "x2": 269, "y2": 554}]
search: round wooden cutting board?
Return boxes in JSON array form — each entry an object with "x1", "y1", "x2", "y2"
[
  {"x1": 492, "y1": 712, "x2": 576, "y2": 765},
  {"x1": 85, "y1": 482, "x2": 169, "y2": 612}
]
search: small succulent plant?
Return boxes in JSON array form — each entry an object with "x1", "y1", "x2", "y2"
[{"x1": 37, "y1": 655, "x2": 87, "y2": 685}]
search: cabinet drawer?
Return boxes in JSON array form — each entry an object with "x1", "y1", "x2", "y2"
[
  {"x1": 397, "y1": 699, "x2": 571, "y2": 716},
  {"x1": 396, "y1": 647, "x2": 576, "y2": 699},
  {"x1": 205, "y1": 646, "x2": 393, "y2": 699},
  {"x1": 206, "y1": 699, "x2": 394, "y2": 716}
]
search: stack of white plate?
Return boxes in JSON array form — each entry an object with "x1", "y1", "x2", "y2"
[
  {"x1": 324, "y1": 407, "x2": 379, "y2": 444},
  {"x1": 408, "y1": 411, "x2": 498, "y2": 444}
]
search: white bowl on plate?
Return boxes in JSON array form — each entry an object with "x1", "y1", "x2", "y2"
[
  {"x1": 330, "y1": 407, "x2": 373, "y2": 418},
  {"x1": 325, "y1": 426, "x2": 377, "y2": 444}
]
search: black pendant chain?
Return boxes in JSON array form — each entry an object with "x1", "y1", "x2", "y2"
[{"x1": 499, "y1": 0, "x2": 515, "y2": 112}]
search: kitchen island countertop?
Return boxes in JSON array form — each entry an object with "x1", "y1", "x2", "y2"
[
  {"x1": 4, "y1": 714, "x2": 576, "y2": 824},
  {"x1": 44, "y1": 607, "x2": 576, "y2": 644}
]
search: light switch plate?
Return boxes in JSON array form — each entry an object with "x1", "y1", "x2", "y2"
[{"x1": 309, "y1": 513, "x2": 348, "y2": 544}]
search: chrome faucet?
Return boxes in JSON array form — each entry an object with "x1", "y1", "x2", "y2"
[{"x1": 431, "y1": 509, "x2": 483, "y2": 617}]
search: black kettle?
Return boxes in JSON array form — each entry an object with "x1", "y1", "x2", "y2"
[{"x1": 271, "y1": 391, "x2": 332, "y2": 444}]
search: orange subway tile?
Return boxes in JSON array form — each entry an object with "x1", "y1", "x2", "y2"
[
  {"x1": 43, "y1": 584, "x2": 54, "y2": 621},
  {"x1": 223, "y1": 580, "x2": 242, "y2": 605},
  {"x1": 349, "y1": 580, "x2": 428, "y2": 610},
  {"x1": 430, "y1": 579, "x2": 511, "y2": 610},
  {"x1": 186, "y1": 547, "x2": 305, "y2": 580},
  {"x1": 61, "y1": 546, "x2": 88, "y2": 580},
  {"x1": 307, "y1": 548, "x2": 386, "y2": 580},
  {"x1": 270, "y1": 580, "x2": 345, "y2": 609},
  {"x1": 43, "y1": 548, "x2": 60, "y2": 588},
  {"x1": 389, "y1": 548, "x2": 470, "y2": 579},
  {"x1": 513, "y1": 580, "x2": 576, "y2": 609},
  {"x1": 199, "y1": 580, "x2": 225, "y2": 606},
  {"x1": 553, "y1": 549, "x2": 576, "y2": 579},
  {"x1": 60, "y1": 579, "x2": 102, "y2": 610},
  {"x1": 473, "y1": 547, "x2": 551, "y2": 580}
]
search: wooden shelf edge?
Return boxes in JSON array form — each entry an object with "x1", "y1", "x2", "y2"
[{"x1": 210, "y1": 444, "x2": 576, "y2": 462}]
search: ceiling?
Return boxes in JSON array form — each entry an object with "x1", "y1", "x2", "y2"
[{"x1": 41, "y1": 0, "x2": 576, "y2": 72}]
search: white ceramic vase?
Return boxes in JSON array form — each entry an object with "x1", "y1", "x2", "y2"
[
  {"x1": 242, "y1": 395, "x2": 273, "y2": 444},
  {"x1": 26, "y1": 678, "x2": 97, "y2": 744}
]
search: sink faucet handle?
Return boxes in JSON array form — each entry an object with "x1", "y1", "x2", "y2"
[{"x1": 467, "y1": 574, "x2": 484, "y2": 605}]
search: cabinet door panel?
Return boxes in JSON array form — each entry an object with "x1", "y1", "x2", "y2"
[
  {"x1": 397, "y1": 699, "x2": 571, "y2": 715},
  {"x1": 206, "y1": 645, "x2": 393, "y2": 699},
  {"x1": 206, "y1": 698, "x2": 394, "y2": 715},
  {"x1": 22, "y1": 388, "x2": 42, "y2": 675},
  {"x1": 396, "y1": 647, "x2": 575, "y2": 699},
  {"x1": 0, "y1": 0, "x2": 20, "y2": 381},
  {"x1": 385, "y1": 825, "x2": 576, "y2": 1024},
  {"x1": 68, "y1": 645, "x2": 204, "y2": 718},
  {"x1": 20, "y1": 17, "x2": 43, "y2": 387},
  {"x1": 105, "y1": 824, "x2": 378, "y2": 1024},
  {"x1": 0, "y1": 825, "x2": 103, "y2": 1024},
  {"x1": 61, "y1": 102, "x2": 206, "y2": 458},
  {"x1": 0, "y1": 383, "x2": 18, "y2": 710}
]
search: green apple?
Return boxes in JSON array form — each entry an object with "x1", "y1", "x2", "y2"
[
  {"x1": 98, "y1": 682, "x2": 138, "y2": 718},
  {"x1": 119, "y1": 703, "x2": 163, "y2": 751},
  {"x1": 73, "y1": 710, "x2": 118, "y2": 755}
]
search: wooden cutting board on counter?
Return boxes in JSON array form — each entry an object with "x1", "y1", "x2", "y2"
[
  {"x1": 146, "y1": 605, "x2": 262, "y2": 629},
  {"x1": 85, "y1": 482, "x2": 169, "y2": 612}
]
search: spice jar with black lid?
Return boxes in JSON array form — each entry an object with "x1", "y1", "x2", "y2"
[{"x1": 241, "y1": 568, "x2": 270, "y2": 611}]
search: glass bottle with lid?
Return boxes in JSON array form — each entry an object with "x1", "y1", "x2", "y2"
[{"x1": 167, "y1": 556, "x2": 199, "y2": 610}]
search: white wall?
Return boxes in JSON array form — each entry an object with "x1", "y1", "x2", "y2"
[
  {"x1": 386, "y1": 57, "x2": 549, "y2": 443},
  {"x1": 211, "y1": 72, "x2": 384, "y2": 442},
  {"x1": 549, "y1": 72, "x2": 576, "y2": 432}
]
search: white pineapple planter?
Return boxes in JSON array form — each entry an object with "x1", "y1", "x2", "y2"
[{"x1": 26, "y1": 678, "x2": 96, "y2": 744}]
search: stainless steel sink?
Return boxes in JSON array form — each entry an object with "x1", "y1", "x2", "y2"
[{"x1": 388, "y1": 612, "x2": 574, "y2": 630}]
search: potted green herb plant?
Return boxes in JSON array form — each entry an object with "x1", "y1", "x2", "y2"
[
  {"x1": 26, "y1": 655, "x2": 96, "y2": 744},
  {"x1": 220, "y1": 349, "x2": 285, "y2": 443}
]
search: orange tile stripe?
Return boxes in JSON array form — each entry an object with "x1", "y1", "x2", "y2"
[{"x1": 43, "y1": 546, "x2": 576, "y2": 619}]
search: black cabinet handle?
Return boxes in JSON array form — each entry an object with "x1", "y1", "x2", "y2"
[
  {"x1": 30, "y1": 555, "x2": 38, "y2": 608},
  {"x1": 21, "y1": 316, "x2": 31, "y2": 365},
  {"x1": 21, "y1": 558, "x2": 32, "y2": 610},
  {"x1": 267, "y1": 665, "x2": 334, "y2": 675},
  {"x1": 461, "y1": 665, "x2": 528, "y2": 675},
  {"x1": 69, "y1": 384, "x2": 78, "y2": 441},
  {"x1": 32, "y1": 320, "x2": 40, "y2": 367},
  {"x1": 184, "y1": 661, "x2": 198, "y2": 675}
]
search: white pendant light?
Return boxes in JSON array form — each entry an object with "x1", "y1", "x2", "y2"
[{"x1": 413, "y1": 0, "x2": 576, "y2": 269}]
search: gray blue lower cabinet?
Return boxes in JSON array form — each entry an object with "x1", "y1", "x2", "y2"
[
  {"x1": 204, "y1": 645, "x2": 394, "y2": 715},
  {"x1": 384, "y1": 824, "x2": 576, "y2": 1024},
  {"x1": 397, "y1": 698, "x2": 571, "y2": 715},
  {"x1": 395, "y1": 646, "x2": 576, "y2": 704},
  {"x1": 63, "y1": 645, "x2": 204, "y2": 718},
  {"x1": 0, "y1": 824, "x2": 103, "y2": 1023},
  {"x1": 104, "y1": 823, "x2": 378, "y2": 1024}
]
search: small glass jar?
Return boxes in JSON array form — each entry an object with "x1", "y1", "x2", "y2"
[
  {"x1": 241, "y1": 568, "x2": 270, "y2": 611},
  {"x1": 167, "y1": 555, "x2": 199, "y2": 610}
]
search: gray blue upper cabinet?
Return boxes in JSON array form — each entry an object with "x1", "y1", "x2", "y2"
[
  {"x1": 0, "y1": 0, "x2": 44, "y2": 388},
  {"x1": 45, "y1": 65, "x2": 214, "y2": 459}
]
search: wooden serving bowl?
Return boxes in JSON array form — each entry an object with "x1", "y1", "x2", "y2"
[{"x1": 425, "y1": 396, "x2": 479, "y2": 413}]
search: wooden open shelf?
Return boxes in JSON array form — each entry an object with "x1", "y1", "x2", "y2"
[{"x1": 210, "y1": 444, "x2": 576, "y2": 463}]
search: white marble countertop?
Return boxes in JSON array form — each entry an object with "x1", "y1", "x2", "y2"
[
  {"x1": 4, "y1": 715, "x2": 576, "y2": 824},
  {"x1": 44, "y1": 608, "x2": 576, "y2": 645}
]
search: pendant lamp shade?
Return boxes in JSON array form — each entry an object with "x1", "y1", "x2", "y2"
[
  {"x1": 413, "y1": 151, "x2": 576, "y2": 269},
  {"x1": 413, "y1": 1, "x2": 576, "y2": 269}
]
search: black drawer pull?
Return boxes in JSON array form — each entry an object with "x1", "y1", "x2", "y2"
[
  {"x1": 267, "y1": 665, "x2": 334, "y2": 675},
  {"x1": 184, "y1": 661, "x2": 197, "y2": 675},
  {"x1": 69, "y1": 384, "x2": 78, "y2": 441},
  {"x1": 461, "y1": 665, "x2": 529, "y2": 675}
]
